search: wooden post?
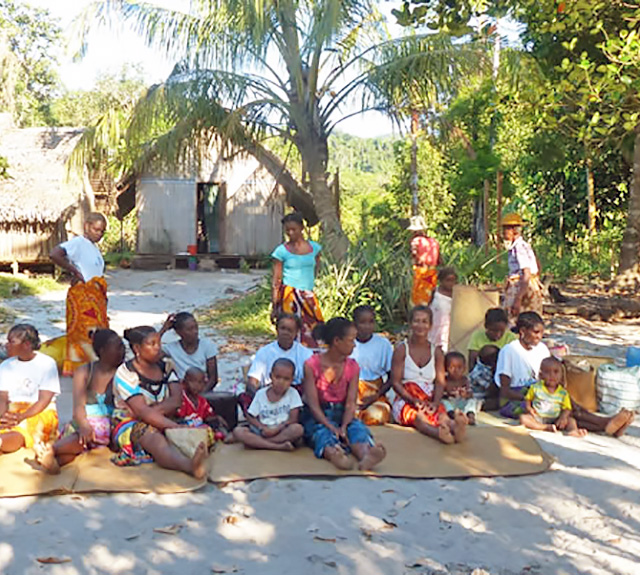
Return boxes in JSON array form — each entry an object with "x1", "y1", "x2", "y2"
[
  {"x1": 483, "y1": 179, "x2": 490, "y2": 255},
  {"x1": 496, "y1": 171, "x2": 503, "y2": 261},
  {"x1": 334, "y1": 168, "x2": 341, "y2": 222},
  {"x1": 586, "y1": 157, "x2": 596, "y2": 254}
]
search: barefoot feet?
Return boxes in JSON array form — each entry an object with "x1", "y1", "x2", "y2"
[
  {"x1": 567, "y1": 428, "x2": 588, "y2": 437},
  {"x1": 34, "y1": 443, "x2": 61, "y2": 475},
  {"x1": 325, "y1": 446, "x2": 354, "y2": 470},
  {"x1": 614, "y1": 409, "x2": 635, "y2": 438},
  {"x1": 358, "y1": 444, "x2": 386, "y2": 471},
  {"x1": 605, "y1": 410, "x2": 630, "y2": 436},
  {"x1": 191, "y1": 442, "x2": 208, "y2": 480},
  {"x1": 438, "y1": 423, "x2": 455, "y2": 444},
  {"x1": 452, "y1": 412, "x2": 467, "y2": 443}
]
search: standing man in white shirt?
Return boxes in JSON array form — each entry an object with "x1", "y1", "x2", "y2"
[{"x1": 50, "y1": 212, "x2": 109, "y2": 374}]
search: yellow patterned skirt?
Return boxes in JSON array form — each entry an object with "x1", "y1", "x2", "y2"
[
  {"x1": 0, "y1": 402, "x2": 59, "y2": 449},
  {"x1": 357, "y1": 378, "x2": 392, "y2": 426},
  {"x1": 276, "y1": 284, "x2": 324, "y2": 347},
  {"x1": 64, "y1": 277, "x2": 109, "y2": 375},
  {"x1": 412, "y1": 265, "x2": 438, "y2": 306}
]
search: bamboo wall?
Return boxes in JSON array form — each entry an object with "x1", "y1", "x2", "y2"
[{"x1": 0, "y1": 221, "x2": 67, "y2": 263}]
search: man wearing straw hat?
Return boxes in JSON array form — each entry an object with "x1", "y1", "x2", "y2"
[
  {"x1": 501, "y1": 213, "x2": 544, "y2": 321},
  {"x1": 408, "y1": 215, "x2": 441, "y2": 306}
]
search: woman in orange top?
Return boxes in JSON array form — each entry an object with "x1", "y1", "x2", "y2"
[{"x1": 408, "y1": 216, "x2": 442, "y2": 306}]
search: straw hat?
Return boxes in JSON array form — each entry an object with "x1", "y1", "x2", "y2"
[
  {"x1": 501, "y1": 213, "x2": 525, "y2": 227},
  {"x1": 407, "y1": 215, "x2": 427, "y2": 231}
]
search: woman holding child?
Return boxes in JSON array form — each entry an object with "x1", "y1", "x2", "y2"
[
  {"x1": 303, "y1": 318, "x2": 386, "y2": 471},
  {"x1": 496, "y1": 311, "x2": 634, "y2": 436},
  {"x1": 111, "y1": 326, "x2": 207, "y2": 478},
  {"x1": 271, "y1": 212, "x2": 324, "y2": 347},
  {"x1": 391, "y1": 306, "x2": 467, "y2": 444}
]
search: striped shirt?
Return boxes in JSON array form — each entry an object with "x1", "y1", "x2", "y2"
[
  {"x1": 525, "y1": 381, "x2": 572, "y2": 419},
  {"x1": 113, "y1": 359, "x2": 177, "y2": 422}
]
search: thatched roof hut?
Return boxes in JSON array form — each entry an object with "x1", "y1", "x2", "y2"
[{"x1": 0, "y1": 115, "x2": 94, "y2": 264}]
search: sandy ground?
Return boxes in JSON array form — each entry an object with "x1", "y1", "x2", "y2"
[{"x1": 1, "y1": 270, "x2": 640, "y2": 575}]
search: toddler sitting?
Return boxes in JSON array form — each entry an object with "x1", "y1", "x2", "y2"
[
  {"x1": 443, "y1": 352, "x2": 482, "y2": 425},
  {"x1": 177, "y1": 368, "x2": 229, "y2": 444},
  {"x1": 520, "y1": 357, "x2": 587, "y2": 437}
]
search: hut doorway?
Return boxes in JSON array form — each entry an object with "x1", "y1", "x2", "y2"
[{"x1": 197, "y1": 182, "x2": 222, "y2": 253}]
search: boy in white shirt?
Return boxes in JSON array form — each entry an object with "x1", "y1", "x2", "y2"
[
  {"x1": 233, "y1": 359, "x2": 304, "y2": 451},
  {"x1": 495, "y1": 312, "x2": 550, "y2": 419}
]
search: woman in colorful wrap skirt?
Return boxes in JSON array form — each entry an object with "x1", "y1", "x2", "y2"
[
  {"x1": 111, "y1": 326, "x2": 207, "y2": 478},
  {"x1": 36, "y1": 329, "x2": 125, "y2": 473},
  {"x1": 51, "y1": 212, "x2": 110, "y2": 375},
  {"x1": 0, "y1": 325, "x2": 59, "y2": 454},
  {"x1": 391, "y1": 306, "x2": 467, "y2": 444},
  {"x1": 271, "y1": 212, "x2": 323, "y2": 347}
]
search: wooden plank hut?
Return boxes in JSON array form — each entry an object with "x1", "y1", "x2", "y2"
[
  {"x1": 0, "y1": 115, "x2": 94, "y2": 265},
  {"x1": 116, "y1": 140, "x2": 316, "y2": 259}
]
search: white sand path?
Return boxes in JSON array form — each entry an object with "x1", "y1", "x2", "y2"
[{"x1": 1, "y1": 270, "x2": 640, "y2": 575}]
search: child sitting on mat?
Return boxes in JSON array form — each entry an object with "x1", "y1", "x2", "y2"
[
  {"x1": 442, "y1": 351, "x2": 481, "y2": 425},
  {"x1": 233, "y1": 358, "x2": 304, "y2": 451},
  {"x1": 468, "y1": 344, "x2": 500, "y2": 408},
  {"x1": 520, "y1": 357, "x2": 587, "y2": 437},
  {"x1": 177, "y1": 368, "x2": 229, "y2": 445}
]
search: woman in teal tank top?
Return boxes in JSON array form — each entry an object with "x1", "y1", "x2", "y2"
[{"x1": 271, "y1": 212, "x2": 324, "y2": 347}]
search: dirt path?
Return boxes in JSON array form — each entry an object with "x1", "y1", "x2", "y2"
[{"x1": 1, "y1": 271, "x2": 640, "y2": 575}]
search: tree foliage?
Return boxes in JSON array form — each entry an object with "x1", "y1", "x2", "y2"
[{"x1": 0, "y1": 0, "x2": 61, "y2": 126}]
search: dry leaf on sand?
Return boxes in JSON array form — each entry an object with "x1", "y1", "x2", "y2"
[
  {"x1": 153, "y1": 524, "x2": 183, "y2": 535},
  {"x1": 211, "y1": 564, "x2": 239, "y2": 573},
  {"x1": 37, "y1": 557, "x2": 72, "y2": 564}
]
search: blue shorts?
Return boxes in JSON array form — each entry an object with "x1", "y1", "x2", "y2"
[{"x1": 302, "y1": 404, "x2": 374, "y2": 458}]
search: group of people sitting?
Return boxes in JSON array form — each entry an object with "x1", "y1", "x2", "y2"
[{"x1": 0, "y1": 290, "x2": 633, "y2": 479}]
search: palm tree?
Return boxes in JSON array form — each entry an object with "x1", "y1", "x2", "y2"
[{"x1": 74, "y1": 0, "x2": 476, "y2": 259}]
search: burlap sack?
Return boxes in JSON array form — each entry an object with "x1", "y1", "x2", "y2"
[
  {"x1": 165, "y1": 428, "x2": 209, "y2": 459},
  {"x1": 563, "y1": 355, "x2": 614, "y2": 412}
]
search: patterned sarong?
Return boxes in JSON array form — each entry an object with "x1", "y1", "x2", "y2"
[
  {"x1": 65, "y1": 277, "x2": 109, "y2": 375},
  {"x1": 0, "y1": 402, "x2": 59, "y2": 448},
  {"x1": 393, "y1": 381, "x2": 446, "y2": 427},
  {"x1": 411, "y1": 266, "x2": 438, "y2": 306},
  {"x1": 275, "y1": 284, "x2": 324, "y2": 347},
  {"x1": 504, "y1": 274, "x2": 544, "y2": 322},
  {"x1": 357, "y1": 378, "x2": 391, "y2": 426}
]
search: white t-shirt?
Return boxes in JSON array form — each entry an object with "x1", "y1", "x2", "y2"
[
  {"x1": 0, "y1": 352, "x2": 61, "y2": 404},
  {"x1": 495, "y1": 340, "x2": 550, "y2": 389},
  {"x1": 247, "y1": 341, "x2": 313, "y2": 387},
  {"x1": 162, "y1": 339, "x2": 218, "y2": 380},
  {"x1": 247, "y1": 387, "x2": 303, "y2": 427},
  {"x1": 59, "y1": 236, "x2": 105, "y2": 282},
  {"x1": 429, "y1": 290, "x2": 452, "y2": 352},
  {"x1": 349, "y1": 334, "x2": 393, "y2": 381}
]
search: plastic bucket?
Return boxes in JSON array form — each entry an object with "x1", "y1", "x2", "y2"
[
  {"x1": 187, "y1": 244, "x2": 197, "y2": 256},
  {"x1": 188, "y1": 258, "x2": 197, "y2": 271},
  {"x1": 626, "y1": 346, "x2": 640, "y2": 368}
]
